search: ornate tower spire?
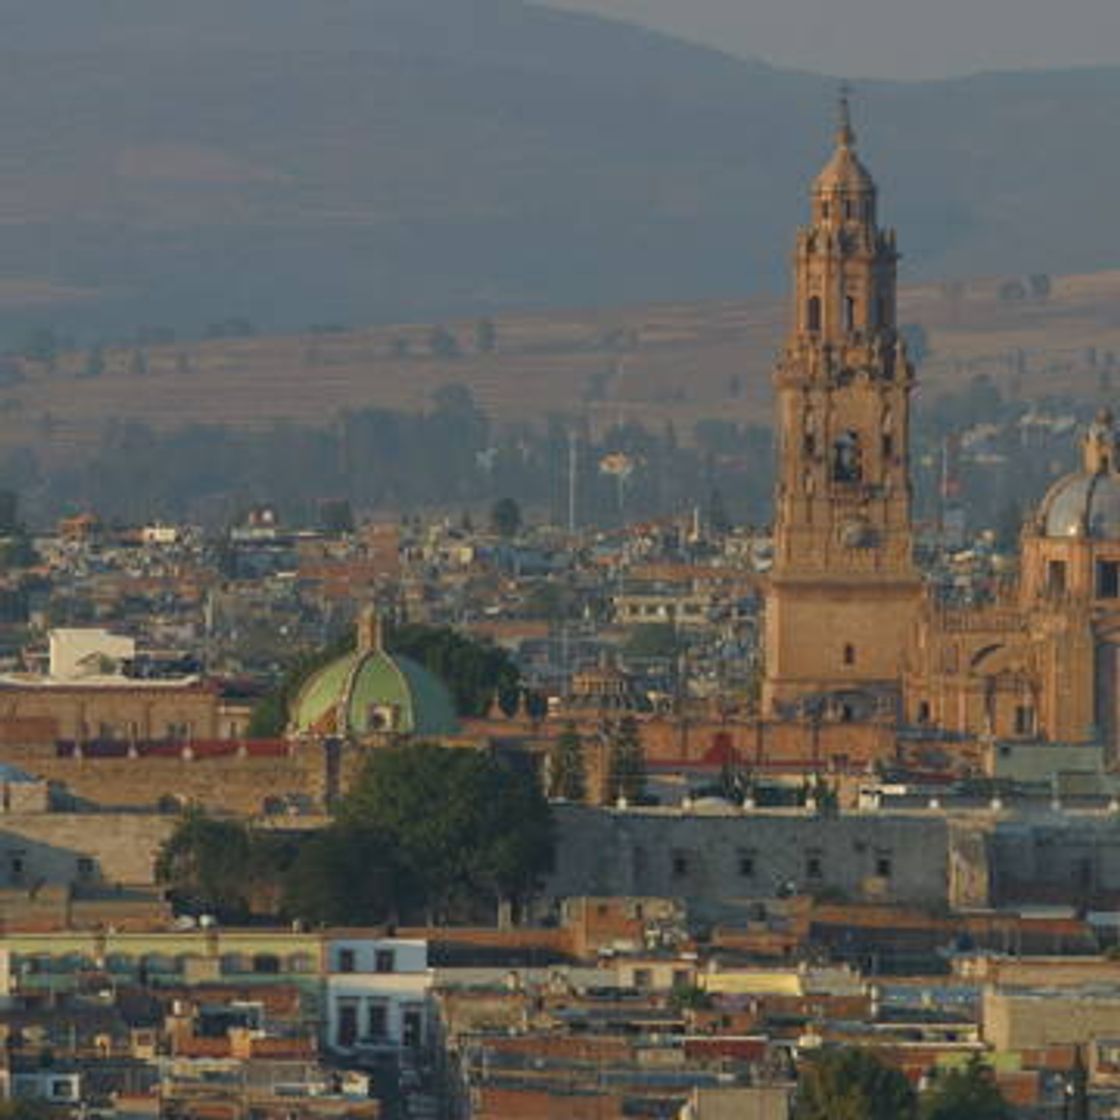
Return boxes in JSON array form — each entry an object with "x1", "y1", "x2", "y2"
[
  {"x1": 836, "y1": 83, "x2": 855, "y2": 148},
  {"x1": 762, "y1": 99, "x2": 921, "y2": 718}
]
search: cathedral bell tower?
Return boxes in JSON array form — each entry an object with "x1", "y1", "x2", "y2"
[{"x1": 762, "y1": 96, "x2": 922, "y2": 717}]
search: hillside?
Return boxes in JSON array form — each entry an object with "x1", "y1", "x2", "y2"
[
  {"x1": 7, "y1": 269, "x2": 1120, "y2": 465},
  {"x1": 1, "y1": 1, "x2": 1120, "y2": 345}
]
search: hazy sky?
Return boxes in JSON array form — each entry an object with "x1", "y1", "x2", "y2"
[{"x1": 542, "y1": 0, "x2": 1120, "y2": 79}]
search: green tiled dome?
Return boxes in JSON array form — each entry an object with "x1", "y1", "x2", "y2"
[{"x1": 289, "y1": 612, "x2": 459, "y2": 738}]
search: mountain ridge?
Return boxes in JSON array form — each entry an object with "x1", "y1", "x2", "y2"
[{"x1": 0, "y1": 0, "x2": 1116, "y2": 342}]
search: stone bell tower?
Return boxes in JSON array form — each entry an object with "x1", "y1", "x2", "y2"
[{"x1": 762, "y1": 95, "x2": 922, "y2": 716}]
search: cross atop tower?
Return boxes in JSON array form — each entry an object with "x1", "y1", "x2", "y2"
[{"x1": 836, "y1": 82, "x2": 855, "y2": 148}]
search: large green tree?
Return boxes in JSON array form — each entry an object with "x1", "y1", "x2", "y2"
[
  {"x1": 337, "y1": 743, "x2": 553, "y2": 922},
  {"x1": 796, "y1": 1049, "x2": 917, "y2": 1120},
  {"x1": 155, "y1": 810, "x2": 257, "y2": 920},
  {"x1": 920, "y1": 1056, "x2": 1011, "y2": 1120},
  {"x1": 282, "y1": 827, "x2": 397, "y2": 926}
]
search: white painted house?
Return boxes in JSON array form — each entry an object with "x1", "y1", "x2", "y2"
[{"x1": 324, "y1": 937, "x2": 433, "y2": 1054}]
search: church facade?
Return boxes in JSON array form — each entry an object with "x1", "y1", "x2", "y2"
[{"x1": 763, "y1": 100, "x2": 1120, "y2": 771}]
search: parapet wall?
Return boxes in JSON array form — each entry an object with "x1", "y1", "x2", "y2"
[{"x1": 0, "y1": 741, "x2": 331, "y2": 816}]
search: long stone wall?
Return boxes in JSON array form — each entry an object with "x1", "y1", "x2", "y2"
[
  {"x1": 0, "y1": 742, "x2": 330, "y2": 815},
  {"x1": 545, "y1": 805, "x2": 956, "y2": 921}
]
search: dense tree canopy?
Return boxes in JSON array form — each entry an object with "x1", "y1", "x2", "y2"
[
  {"x1": 335, "y1": 744, "x2": 553, "y2": 921},
  {"x1": 795, "y1": 1049, "x2": 916, "y2": 1120},
  {"x1": 154, "y1": 810, "x2": 285, "y2": 922},
  {"x1": 389, "y1": 623, "x2": 520, "y2": 718},
  {"x1": 920, "y1": 1057, "x2": 1011, "y2": 1120},
  {"x1": 158, "y1": 745, "x2": 554, "y2": 926}
]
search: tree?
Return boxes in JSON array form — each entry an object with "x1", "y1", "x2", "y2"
[
  {"x1": 920, "y1": 1056, "x2": 1011, "y2": 1120},
  {"x1": 390, "y1": 622, "x2": 520, "y2": 718},
  {"x1": 795, "y1": 1049, "x2": 917, "y2": 1120},
  {"x1": 606, "y1": 716, "x2": 646, "y2": 803},
  {"x1": 548, "y1": 723, "x2": 586, "y2": 801},
  {"x1": 155, "y1": 810, "x2": 257, "y2": 921},
  {"x1": 283, "y1": 827, "x2": 397, "y2": 926},
  {"x1": 155, "y1": 810, "x2": 294, "y2": 921},
  {"x1": 338, "y1": 743, "x2": 553, "y2": 921},
  {"x1": 490, "y1": 496, "x2": 522, "y2": 538}
]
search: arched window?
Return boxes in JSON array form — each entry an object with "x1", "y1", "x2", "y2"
[
  {"x1": 844, "y1": 296, "x2": 856, "y2": 332},
  {"x1": 807, "y1": 296, "x2": 821, "y2": 332},
  {"x1": 843, "y1": 644, "x2": 856, "y2": 666}
]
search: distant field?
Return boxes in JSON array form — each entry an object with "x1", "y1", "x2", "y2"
[{"x1": 4, "y1": 269, "x2": 1120, "y2": 464}]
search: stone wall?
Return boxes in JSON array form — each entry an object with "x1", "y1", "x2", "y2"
[
  {"x1": 989, "y1": 815, "x2": 1120, "y2": 904},
  {"x1": 0, "y1": 742, "x2": 335, "y2": 816},
  {"x1": 0, "y1": 812, "x2": 175, "y2": 888},
  {"x1": 546, "y1": 805, "x2": 955, "y2": 921}
]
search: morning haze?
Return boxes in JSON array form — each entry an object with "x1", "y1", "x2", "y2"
[
  {"x1": 2, "y1": 0, "x2": 1120, "y2": 343},
  {"x1": 541, "y1": 0, "x2": 1120, "y2": 78}
]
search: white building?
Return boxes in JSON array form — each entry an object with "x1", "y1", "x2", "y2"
[{"x1": 324, "y1": 937, "x2": 433, "y2": 1054}]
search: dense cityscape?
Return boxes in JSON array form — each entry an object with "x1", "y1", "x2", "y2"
[{"x1": 0, "y1": 95, "x2": 1114, "y2": 1120}]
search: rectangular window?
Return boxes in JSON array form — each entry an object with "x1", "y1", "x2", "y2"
[
  {"x1": 1048, "y1": 559, "x2": 1067, "y2": 594},
  {"x1": 1014, "y1": 706, "x2": 1036, "y2": 737},
  {"x1": 402, "y1": 1006, "x2": 423, "y2": 1049},
  {"x1": 738, "y1": 851, "x2": 756, "y2": 878},
  {"x1": 338, "y1": 949, "x2": 356, "y2": 974},
  {"x1": 76, "y1": 857, "x2": 95, "y2": 878},
  {"x1": 875, "y1": 853, "x2": 893, "y2": 879},
  {"x1": 633, "y1": 968, "x2": 652, "y2": 989},
  {"x1": 367, "y1": 1002, "x2": 388, "y2": 1041},
  {"x1": 806, "y1": 852, "x2": 823, "y2": 880},
  {"x1": 1099, "y1": 560, "x2": 1120, "y2": 598},
  {"x1": 671, "y1": 851, "x2": 689, "y2": 878},
  {"x1": 338, "y1": 1003, "x2": 359, "y2": 1048},
  {"x1": 375, "y1": 949, "x2": 395, "y2": 974}
]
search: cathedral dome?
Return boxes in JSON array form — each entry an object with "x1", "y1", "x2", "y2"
[
  {"x1": 1039, "y1": 411, "x2": 1120, "y2": 539},
  {"x1": 1040, "y1": 473, "x2": 1120, "y2": 539},
  {"x1": 289, "y1": 610, "x2": 459, "y2": 739}
]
